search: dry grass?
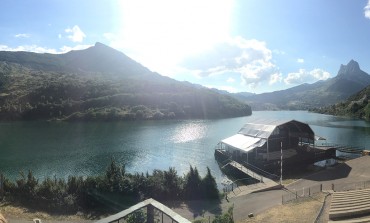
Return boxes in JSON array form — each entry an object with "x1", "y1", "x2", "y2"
[
  {"x1": 0, "y1": 213, "x2": 7, "y2": 223},
  {"x1": 0, "y1": 202, "x2": 92, "y2": 223},
  {"x1": 238, "y1": 193, "x2": 325, "y2": 223}
]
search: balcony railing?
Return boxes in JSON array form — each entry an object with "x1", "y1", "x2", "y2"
[{"x1": 95, "y1": 198, "x2": 191, "y2": 223}]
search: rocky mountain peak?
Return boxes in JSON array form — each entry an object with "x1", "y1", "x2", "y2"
[
  {"x1": 338, "y1": 59, "x2": 361, "y2": 76},
  {"x1": 92, "y1": 42, "x2": 115, "y2": 51}
]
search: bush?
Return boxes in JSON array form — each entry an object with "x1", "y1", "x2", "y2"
[
  {"x1": 1, "y1": 162, "x2": 220, "y2": 214},
  {"x1": 212, "y1": 206, "x2": 234, "y2": 223},
  {"x1": 125, "y1": 210, "x2": 147, "y2": 223}
]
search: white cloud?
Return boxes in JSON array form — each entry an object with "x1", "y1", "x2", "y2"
[
  {"x1": 0, "y1": 44, "x2": 91, "y2": 54},
  {"x1": 273, "y1": 49, "x2": 286, "y2": 55},
  {"x1": 58, "y1": 34, "x2": 62, "y2": 39},
  {"x1": 181, "y1": 36, "x2": 280, "y2": 88},
  {"x1": 226, "y1": 77, "x2": 235, "y2": 83},
  {"x1": 365, "y1": 0, "x2": 370, "y2": 19},
  {"x1": 310, "y1": 68, "x2": 331, "y2": 80},
  {"x1": 297, "y1": 58, "x2": 304, "y2": 63},
  {"x1": 65, "y1": 25, "x2": 86, "y2": 42},
  {"x1": 14, "y1": 33, "x2": 30, "y2": 38},
  {"x1": 284, "y1": 68, "x2": 331, "y2": 85},
  {"x1": 0, "y1": 45, "x2": 57, "y2": 53},
  {"x1": 269, "y1": 73, "x2": 283, "y2": 84}
]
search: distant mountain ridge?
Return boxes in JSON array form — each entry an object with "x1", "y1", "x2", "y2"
[
  {"x1": 0, "y1": 43, "x2": 251, "y2": 121},
  {"x1": 239, "y1": 60, "x2": 370, "y2": 110},
  {"x1": 0, "y1": 42, "x2": 151, "y2": 76}
]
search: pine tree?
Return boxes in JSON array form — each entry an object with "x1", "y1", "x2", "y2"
[{"x1": 201, "y1": 167, "x2": 219, "y2": 200}]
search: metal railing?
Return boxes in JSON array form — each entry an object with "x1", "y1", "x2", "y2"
[
  {"x1": 242, "y1": 161, "x2": 280, "y2": 181},
  {"x1": 222, "y1": 177, "x2": 255, "y2": 195},
  {"x1": 333, "y1": 180, "x2": 370, "y2": 192},
  {"x1": 282, "y1": 184, "x2": 323, "y2": 204},
  {"x1": 95, "y1": 198, "x2": 191, "y2": 223},
  {"x1": 316, "y1": 142, "x2": 365, "y2": 154},
  {"x1": 282, "y1": 180, "x2": 370, "y2": 204}
]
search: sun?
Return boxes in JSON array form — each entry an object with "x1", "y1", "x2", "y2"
[{"x1": 115, "y1": 0, "x2": 234, "y2": 76}]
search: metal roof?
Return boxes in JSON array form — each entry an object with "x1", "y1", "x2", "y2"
[
  {"x1": 221, "y1": 134, "x2": 267, "y2": 152},
  {"x1": 238, "y1": 119, "x2": 314, "y2": 139},
  {"x1": 220, "y1": 119, "x2": 315, "y2": 152}
]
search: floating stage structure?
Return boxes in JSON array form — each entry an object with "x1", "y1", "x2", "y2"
[{"x1": 215, "y1": 119, "x2": 337, "y2": 178}]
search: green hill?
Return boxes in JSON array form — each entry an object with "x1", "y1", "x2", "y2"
[
  {"x1": 0, "y1": 43, "x2": 251, "y2": 121},
  {"x1": 311, "y1": 84, "x2": 370, "y2": 120}
]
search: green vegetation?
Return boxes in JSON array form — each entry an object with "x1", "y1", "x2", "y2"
[
  {"x1": 124, "y1": 210, "x2": 147, "y2": 223},
  {"x1": 0, "y1": 43, "x2": 251, "y2": 121},
  {"x1": 0, "y1": 160, "x2": 220, "y2": 215},
  {"x1": 311, "y1": 84, "x2": 370, "y2": 120},
  {"x1": 193, "y1": 206, "x2": 234, "y2": 223}
]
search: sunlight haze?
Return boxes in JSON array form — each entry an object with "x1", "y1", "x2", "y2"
[{"x1": 0, "y1": 0, "x2": 370, "y2": 93}]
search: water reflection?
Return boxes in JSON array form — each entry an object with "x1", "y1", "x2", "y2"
[
  {"x1": 171, "y1": 121, "x2": 207, "y2": 143},
  {"x1": 1, "y1": 111, "x2": 370, "y2": 186}
]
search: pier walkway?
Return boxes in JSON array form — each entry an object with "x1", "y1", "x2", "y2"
[{"x1": 222, "y1": 160, "x2": 280, "y2": 198}]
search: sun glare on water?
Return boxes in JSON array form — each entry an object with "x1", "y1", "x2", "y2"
[{"x1": 172, "y1": 122, "x2": 207, "y2": 143}]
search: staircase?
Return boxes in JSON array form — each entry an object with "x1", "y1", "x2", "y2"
[{"x1": 329, "y1": 188, "x2": 370, "y2": 221}]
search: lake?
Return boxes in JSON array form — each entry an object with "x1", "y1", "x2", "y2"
[{"x1": 1, "y1": 111, "x2": 369, "y2": 184}]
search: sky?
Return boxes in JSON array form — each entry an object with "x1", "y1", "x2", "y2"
[{"x1": 1, "y1": 0, "x2": 370, "y2": 94}]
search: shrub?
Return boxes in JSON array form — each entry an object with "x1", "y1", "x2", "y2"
[{"x1": 1, "y1": 162, "x2": 220, "y2": 214}]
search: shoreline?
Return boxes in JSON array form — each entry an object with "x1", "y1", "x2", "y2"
[
  {"x1": 1, "y1": 156, "x2": 364, "y2": 222},
  {"x1": 0, "y1": 165, "x2": 327, "y2": 222}
]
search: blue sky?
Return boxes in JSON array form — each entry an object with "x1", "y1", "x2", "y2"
[{"x1": 1, "y1": 0, "x2": 370, "y2": 93}]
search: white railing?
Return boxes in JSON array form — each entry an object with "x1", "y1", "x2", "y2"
[{"x1": 95, "y1": 198, "x2": 191, "y2": 223}]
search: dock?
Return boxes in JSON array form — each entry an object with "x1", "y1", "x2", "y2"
[
  {"x1": 316, "y1": 143, "x2": 366, "y2": 155},
  {"x1": 223, "y1": 160, "x2": 263, "y2": 182},
  {"x1": 222, "y1": 160, "x2": 280, "y2": 198}
]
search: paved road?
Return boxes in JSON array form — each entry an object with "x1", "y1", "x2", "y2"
[
  {"x1": 227, "y1": 156, "x2": 370, "y2": 221},
  {"x1": 286, "y1": 156, "x2": 370, "y2": 191},
  {"x1": 172, "y1": 189, "x2": 284, "y2": 222},
  {"x1": 228, "y1": 189, "x2": 283, "y2": 220}
]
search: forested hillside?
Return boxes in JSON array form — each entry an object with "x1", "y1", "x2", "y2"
[
  {"x1": 0, "y1": 43, "x2": 251, "y2": 121},
  {"x1": 311, "y1": 84, "x2": 370, "y2": 120}
]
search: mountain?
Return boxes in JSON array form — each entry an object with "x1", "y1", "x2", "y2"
[
  {"x1": 210, "y1": 88, "x2": 255, "y2": 99},
  {"x1": 0, "y1": 42, "x2": 251, "y2": 121},
  {"x1": 0, "y1": 42, "x2": 152, "y2": 76},
  {"x1": 311, "y1": 84, "x2": 370, "y2": 120},
  {"x1": 241, "y1": 60, "x2": 370, "y2": 110}
]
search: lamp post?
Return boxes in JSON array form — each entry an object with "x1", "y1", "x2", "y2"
[{"x1": 280, "y1": 141, "x2": 283, "y2": 185}]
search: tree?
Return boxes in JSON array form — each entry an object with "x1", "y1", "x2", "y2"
[
  {"x1": 201, "y1": 167, "x2": 219, "y2": 200},
  {"x1": 183, "y1": 166, "x2": 202, "y2": 200},
  {"x1": 15, "y1": 170, "x2": 38, "y2": 202},
  {"x1": 163, "y1": 167, "x2": 182, "y2": 200},
  {"x1": 105, "y1": 159, "x2": 125, "y2": 192}
]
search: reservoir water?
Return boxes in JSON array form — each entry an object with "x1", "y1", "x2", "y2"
[{"x1": 1, "y1": 111, "x2": 370, "y2": 184}]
